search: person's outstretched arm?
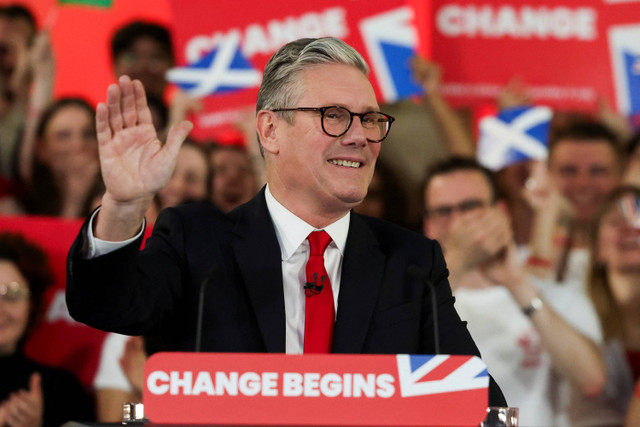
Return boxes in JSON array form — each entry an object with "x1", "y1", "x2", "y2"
[
  {"x1": 410, "y1": 56, "x2": 475, "y2": 157},
  {"x1": 94, "y1": 75, "x2": 192, "y2": 241}
]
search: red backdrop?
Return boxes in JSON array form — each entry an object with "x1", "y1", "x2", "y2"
[{"x1": 1, "y1": 0, "x2": 172, "y2": 107}]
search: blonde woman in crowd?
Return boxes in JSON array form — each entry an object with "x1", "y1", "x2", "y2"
[{"x1": 570, "y1": 186, "x2": 640, "y2": 426}]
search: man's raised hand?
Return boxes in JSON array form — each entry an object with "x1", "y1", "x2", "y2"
[{"x1": 95, "y1": 75, "x2": 192, "y2": 240}]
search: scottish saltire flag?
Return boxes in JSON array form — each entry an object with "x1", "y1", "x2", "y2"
[
  {"x1": 476, "y1": 106, "x2": 552, "y2": 171},
  {"x1": 166, "y1": 33, "x2": 261, "y2": 99},
  {"x1": 360, "y1": 7, "x2": 424, "y2": 103},
  {"x1": 396, "y1": 354, "x2": 488, "y2": 397}
]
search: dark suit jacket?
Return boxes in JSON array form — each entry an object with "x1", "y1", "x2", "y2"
[{"x1": 66, "y1": 189, "x2": 506, "y2": 405}]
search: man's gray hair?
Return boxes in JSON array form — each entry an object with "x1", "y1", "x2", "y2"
[{"x1": 256, "y1": 37, "x2": 369, "y2": 123}]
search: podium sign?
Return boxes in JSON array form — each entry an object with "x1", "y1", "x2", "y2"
[{"x1": 143, "y1": 352, "x2": 489, "y2": 426}]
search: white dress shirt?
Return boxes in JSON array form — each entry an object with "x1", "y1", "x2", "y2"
[
  {"x1": 264, "y1": 185, "x2": 349, "y2": 354},
  {"x1": 86, "y1": 185, "x2": 350, "y2": 354}
]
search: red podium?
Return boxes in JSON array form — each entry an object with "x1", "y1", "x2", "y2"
[{"x1": 142, "y1": 352, "x2": 489, "y2": 426}]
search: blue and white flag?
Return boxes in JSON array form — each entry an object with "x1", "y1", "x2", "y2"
[
  {"x1": 477, "y1": 106, "x2": 552, "y2": 171},
  {"x1": 166, "y1": 33, "x2": 262, "y2": 98},
  {"x1": 623, "y1": 50, "x2": 640, "y2": 115},
  {"x1": 608, "y1": 24, "x2": 640, "y2": 116},
  {"x1": 360, "y1": 7, "x2": 424, "y2": 103}
]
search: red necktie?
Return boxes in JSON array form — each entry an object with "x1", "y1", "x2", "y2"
[{"x1": 303, "y1": 230, "x2": 335, "y2": 353}]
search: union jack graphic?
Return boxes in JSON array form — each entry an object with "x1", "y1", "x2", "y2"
[
  {"x1": 359, "y1": 6, "x2": 424, "y2": 103},
  {"x1": 396, "y1": 354, "x2": 488, "y2": 397}
]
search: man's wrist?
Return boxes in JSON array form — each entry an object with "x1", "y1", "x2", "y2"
[
  {"x1": 86, "y1": 207, "x2": 146, "y2": 259},
  {"x1": 95, "y1": 192, "x2": 152, "y2": 241}
]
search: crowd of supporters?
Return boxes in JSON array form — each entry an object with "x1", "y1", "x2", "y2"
[{"x1": 1, "y1": 2, "x2": 639, "y2": 426}]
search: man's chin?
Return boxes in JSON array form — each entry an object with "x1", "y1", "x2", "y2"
[{"x1": 336, "y1": 193, "x2": 367, "y2": 210}]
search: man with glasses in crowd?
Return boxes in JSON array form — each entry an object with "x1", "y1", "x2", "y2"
[
  {"x1": 422, "y1": 157, "x2": 510, "y2": 291},
  {"x1": 422, "y1": 156, "x2": 605, "y2": 425},
  {"x1": 66, "y1": 37, "x2": 505, "y2": 406}
]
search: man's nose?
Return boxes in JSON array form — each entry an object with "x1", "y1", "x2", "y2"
[
  {"x1": 70, "y1": 134, "x2": 85, "y2": 152},
  {"x1": 342, "y1": 116, "x2": 367, "y2": 146},
  {"x1": 574, "y1": 171, "x2": 593, "y2": 188},
  {"x1": 448, "y1": 208, "x2": 467, "y2": 222}
]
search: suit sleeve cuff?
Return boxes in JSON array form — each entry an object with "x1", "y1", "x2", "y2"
[{"x1": 85, "y1": 206, "x2": 146, "y2": 258}]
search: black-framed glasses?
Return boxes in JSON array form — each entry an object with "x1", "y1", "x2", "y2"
[
  {"x1": 272, "y1": 106, "x2": 395, "y2": 143},
  {"x1": 424, "y1": 199, "x2": 489, "y2": 220}
]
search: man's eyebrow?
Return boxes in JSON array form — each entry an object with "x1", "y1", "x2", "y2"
[
  {"x1": 361, "y1": 105, "x2": 382, "y2": 112},
  {"x1": 325, "y1": 103, "x2": 382, "y2": 112}
]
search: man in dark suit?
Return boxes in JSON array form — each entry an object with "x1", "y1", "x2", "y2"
[{"x1": 66, "y1": 37, "x2": 505, "y2": 406}]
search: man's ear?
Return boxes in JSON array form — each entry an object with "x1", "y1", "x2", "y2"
[{"x1": 256, "y1": 110, "x2": 280, "y2": 155}]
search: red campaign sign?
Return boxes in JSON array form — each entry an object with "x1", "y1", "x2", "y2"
[
  {"x1": 143, "y1": 352, "x2": 489, "y2": 426},
  {"x1": 168, "y1": 0, "x2": 422, "y2": 141},
  {"x1": 428, "y1": 0, "x2": 640, "y2": 113},
  {"x1": 0, "y1": 216, "x2": 103, "y2": 389},
  {"x1": 0, "y1": 215, "x2": 153, "y2": 389}
]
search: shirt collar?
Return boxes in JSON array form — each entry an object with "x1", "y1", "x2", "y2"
[{"x1": 265, "y1": 185, "x2": 350, "y2": 261}]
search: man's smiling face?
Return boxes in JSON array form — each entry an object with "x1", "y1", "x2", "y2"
[
  {"x1": 267, "y1": 63, "x2": 382, "y2": 223},
  {"x1": 549, "y1": 139, "x2": 621, "y2": 225}
]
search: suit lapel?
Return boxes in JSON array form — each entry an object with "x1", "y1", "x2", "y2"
[
  {"x1": 333, "y1": 214, "x2": 386, "y2": 353},
  {"x1": 231, "y1": 189, "x2": 286, "y2": 352}
]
